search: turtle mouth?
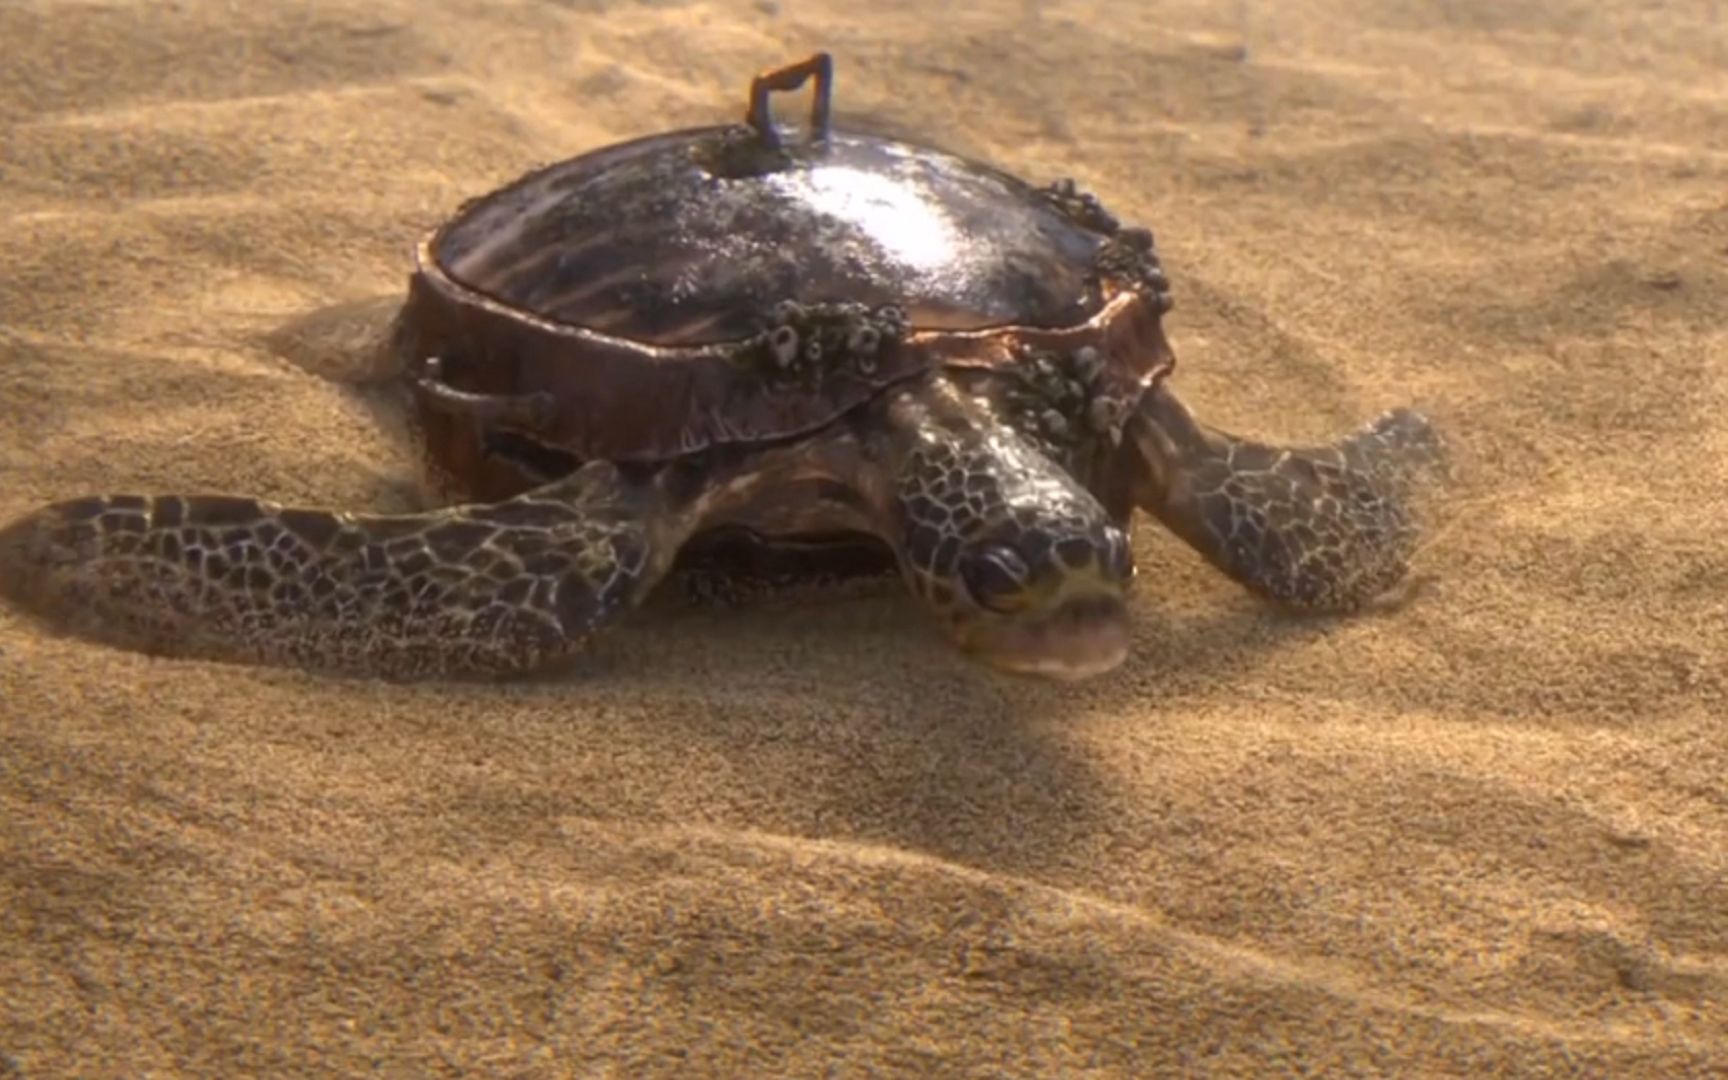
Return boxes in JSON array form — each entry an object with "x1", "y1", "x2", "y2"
[{"x1": 962, "y1": 592, "x2": 1131, "y2": 681}]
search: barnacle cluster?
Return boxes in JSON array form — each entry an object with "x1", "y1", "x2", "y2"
[
  {"x1": 1038, "y1": 178, "x2": 1174, "y2": 313},
  {"x1": 1037, "y1": 178, "x2": 1121, "y2": 236},
  {"x1": 738, "y1": 300, "x2": 909, "y2": 385},
  {"x1": 1004, "y1": 344, "x2": 1120, "y2": 455},
  {"x1": 1095, "y1": 227, "x2": 1173, "y2": 313}
]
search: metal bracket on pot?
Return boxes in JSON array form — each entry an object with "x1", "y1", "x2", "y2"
[{"x1": 412, "y1": 356, "x2": 555, "y2": 430}]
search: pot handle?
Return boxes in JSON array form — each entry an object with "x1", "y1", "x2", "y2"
[{"x1": 745, "y1": 53, "x2": 834, "y2": 150}]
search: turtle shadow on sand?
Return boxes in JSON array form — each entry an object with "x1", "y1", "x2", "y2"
[
  {"x1": 267, "y1": 581, "x2": 1419, "y2": 882},
  {"x1": 256, "y1": 293, "x2": 432, "y2": 511},
  {"x1": 323, "y1": 592, "x2": 1127, "y2": 879}
]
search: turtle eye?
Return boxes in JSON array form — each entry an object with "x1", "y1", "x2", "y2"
[{"x1": 960, "y1": 545, "x2": 1032, "y2": 613}]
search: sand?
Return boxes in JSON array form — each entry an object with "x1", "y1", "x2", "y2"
[{"x1": 1, "y1": 0, "x2": 1725, "y2": 1075}]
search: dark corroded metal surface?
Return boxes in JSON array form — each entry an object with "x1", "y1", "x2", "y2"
[{"x1": 431, "y1": 127, "x2": 1112, "y2": 346}]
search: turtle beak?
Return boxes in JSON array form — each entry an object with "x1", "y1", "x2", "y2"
[
  {"x1": 946, "y1": 524, "x2": 1135, "y2": 680},
  {"x1": 964, "y1": 591, "x2": 1131, "y2": 680}
]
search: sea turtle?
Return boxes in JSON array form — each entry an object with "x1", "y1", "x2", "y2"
[{"x1": 0, "y1": 54, "x2": 1444, "y2": 682}]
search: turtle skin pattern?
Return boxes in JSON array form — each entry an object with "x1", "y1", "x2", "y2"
[
  {"x1": 0, "y1": 463, "x2": 661, "y2": 679},
  {"x1": 1131, "y1": 391, "x2": 1446, "y2": 612}
]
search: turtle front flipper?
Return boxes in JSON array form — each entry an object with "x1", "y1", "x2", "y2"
[
  {"x1": 0, "y1": 462, "x2": 691, "y2": 679},
  {"x1": 1126, "y1": 384, "x2": 1446, "y2": 610}
]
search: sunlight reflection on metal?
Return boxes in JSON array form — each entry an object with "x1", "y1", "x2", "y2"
[{"x1": 770, "y1": 163, "x2": 959, "y2": 273}]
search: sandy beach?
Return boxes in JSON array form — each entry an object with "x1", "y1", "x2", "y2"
[{"x1": 1, "y1": 0, "x2": 1725, "y2": 1074}]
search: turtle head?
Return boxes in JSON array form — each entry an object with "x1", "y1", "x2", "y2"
[
  {"x1": 884, "y1": 385, "x2": 1136, "y2": 680},
  {"x1": 945, "y1": 517, "x2": 1135, "y2": 680}
]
